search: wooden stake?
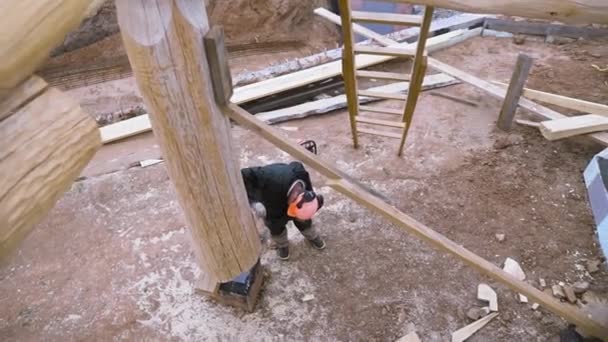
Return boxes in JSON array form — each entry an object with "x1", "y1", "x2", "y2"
[
  {"x1": 338, "y1": 0, "x2": 359, "y2": 148},
  {"x1": 497, "y1": 54, "x2": 533, "y2": 131},
  {"x1": 224, "y1": 103, "x2": 608, "y2": 339},
  {"x1": 116, "y1": 0, "x2": 260, "y2": 282}
]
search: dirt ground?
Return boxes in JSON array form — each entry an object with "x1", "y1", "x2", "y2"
[{"x1": 2, "y1": 33, "x2": 608, "y2": 341}]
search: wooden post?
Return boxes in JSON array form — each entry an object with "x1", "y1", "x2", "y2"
[
  {"x1": 497, "y1": 54, "x2": 533, "y2": 131},
  {"x1": 115, "y1": 0, "x2": 261, "y2": 282},
  {"x1": 1, "y1": 76, "x2": 101, "y2": 260},
  {"x1": 338, "y1": 0, "x2": 359, "y2": 148}
]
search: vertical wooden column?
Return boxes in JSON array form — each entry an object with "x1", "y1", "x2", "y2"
[
  {"x1": 338, "y1": 0, "x2": 360, "y2": 148},
  {"x1": 115, "y1": 0, "x2": 260, "y2": 282},
  {"x1": 497, "y1": 53, "x2": 533, "y2": 131},
  {"x1": 398, "y1": 6, "x2": 434, "y2": 156}
]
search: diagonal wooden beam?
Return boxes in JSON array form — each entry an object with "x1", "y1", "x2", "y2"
[{"x1": 224, "y1": 103, "x2": 608, "y2": 340}]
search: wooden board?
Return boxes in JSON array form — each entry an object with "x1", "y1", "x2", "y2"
[
  {"x1": 540, "y1": 114, "x2": 608, "y2": 140},
  {"x1": 354, "y1": 45, "x2": 415, "y2": 57},
  {"x1": 224, "y1": 103, "x2": 608, "y2": 339},
  {"x1": 493, "y1": 81, "x2": 608, "y2": 116},
  {"x1": 379, "y1": 0, "x2": 608, "y2": 25},
  {"x1": 356, "y1": 117, "x2": 406, "y2": 128},
  {"x1": 358, "y1": 90, "x2": 407, "y2": 101},
  {"x1": 497, "y1": 54, "x2": 533, "y2": 131},
  {"x1": 357, "y1": 127, "x2": 403, "y2": 139},
  {"x1": 0, "y1": 75, "x2": 47, "y2": 121},
  {"x1": 356, "y1": 70, "x2": 410, "y2": 81},
  {"x1": 485, "y1": 18, "x2": 608, "y2": 39},
  {"x1": 256, "y1": 73, "x2": 459, "y2": 124},
  {"x1": 100, "y1": 115, "x2": 155, "y2": 144},
  {"x1": 316, "y1": 11, "x2": 608, "y2": 147}
]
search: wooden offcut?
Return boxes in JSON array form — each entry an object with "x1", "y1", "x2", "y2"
[
  {"x1": 539, "y1": 114, "x2": 608, "y2": 141},
  {"x1": 497, "y1": 54, "x2": 534, "y2": 131},
  {"x1": 224, "y1": 103, "x2": 608, "y2": 339},
  {"x1": 452, "y1": 312, "x2": 499, "y2": 342},
  {"x1": 0, "y1": 0, "x2": 91, "y2": 99},
  {"x1": 0, "y1": 83, "x2": 100, "y2": 260},
  {"x1": 116, "y1": 0, "x2": 260, "y2": 282}
]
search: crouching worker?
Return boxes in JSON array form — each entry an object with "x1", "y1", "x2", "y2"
[{"x1": 241, "y1": 161, "x2": 325, "y2": 261}]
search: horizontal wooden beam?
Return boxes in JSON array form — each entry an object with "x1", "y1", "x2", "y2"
[
  {"x1": 356, "y1": 116, "x2": 406, "y2": 128},
  {"x1": 223, "y1": 103, "x2": 608, "y2": 340},
  {"x1": 357, "y1": 127, "x2": 403, "y2": 139},
  {"x1": 354, "y1": 45, "x2": 415, "y2": 58},
  {"x1": 0, "y1": 0, "x2": 91, "y2": 99},
  {"x1": 1, "y1": 79, "x2": 101, "y2": 260},
  {"x1": 484, "y1": 18, "x2": 608, "y2": 39},
  {"x1": 381, "y1": 0, "x2": 608, "y2": 25},
  {"x1": 351, "y1": 11, "x2": 423, "y2": 26},
  {"x1": 356, "y1": 70, "x2": 411, "y2": 81}
]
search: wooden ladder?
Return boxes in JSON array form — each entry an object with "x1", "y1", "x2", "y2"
[{"x1": 338, "y1": 1, "x2": 434, "y2": 156}]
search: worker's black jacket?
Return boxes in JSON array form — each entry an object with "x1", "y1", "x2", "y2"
[{"x1": 241, "y1": 161, "x2": 313, "y2": 220}]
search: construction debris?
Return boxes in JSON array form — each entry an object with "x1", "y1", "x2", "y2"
[
  {"x1": 467, "y1": 307, "x2": 491, "y2": 321},
  {"x1": 573, "y1": 281, "x2": 590, "y2": 295},
  {"x1": 477, "y1": 283, "x2": 498, "y2": 312},
  {"x1": 495, "y1": 233, "x2": 506, "y2": 242},
  {"x1": 139, "y1": 159, "x2": 163, "y2": 168},
  {"x1": 429, "y1": 91, "x2": 479, "y2": 107},
  {"x1": 503, "y1": 258, "x2": 528, "y2": 303},
  {"x1": 452, "y1": 312, "x2": 499, "y2": 342},
  {"x1": 539, "y1": 278, "x2": 547, "y2": 288},
  {"x1": 532, "y1": 303, "x2": 540, "y2": 310},
  {"x1": 563, "y1": 286, "x2": 578, "y2": 304},
  {"x1": 396, "y1": 331, "x2": 422, "y2": 342},
  {"x1": 301, "y1": 294, "x2": 315, "y2": 302},
  {"x1": 553, "y1": 285, "x2": 566, "y2": 299},
  {"x1": 587, "y1": 259, "x2": 601, "y2": 273}
]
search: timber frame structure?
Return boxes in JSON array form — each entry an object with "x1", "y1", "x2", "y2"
[{"x1": 1, "y1": 0, "x2": 608, "y2": 339}]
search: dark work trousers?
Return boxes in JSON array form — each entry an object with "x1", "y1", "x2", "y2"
[{"x1": 265, "y1": 217, "x2": 319, "y2": 248}]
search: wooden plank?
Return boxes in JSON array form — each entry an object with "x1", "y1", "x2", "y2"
[
  {"x1": 0, "y1": 75, "x2": 48, "y2": 121},
  {"x1": 399, "y1": 6, "x2": 434, "y2": 156},
  {"x1": 351, "y1": 11, "x2": 422, "y2": 26},
  {"x1": 0, "y1": 87, "x2": 100, "y2": 260},
  {"x1": 0, "y1": 0, "x2": 91, "y2": 99},
  {"x1": 357, "y1": 70, "x2": 410, "y2": 81},
  {"x1": 429, "y1": 91, "x2": 478, "y2": 107},
  {"x1": 485, "y1": 18, "x2": 608, "y2": 39},
  {"x1": 516, "y1": 119, "x2": 541, "y2": 128},
  {"x1": 224, "y1": 103, "x2": 608, "y2": 340},
  {"x1": 338, "y1": 0, "x2": 360, "y2": 148},
  {"x1": 452, "y1": 312, "x2": 499, "y2": 342},
  {"x1": 256, "y1": 73, "x2": 459, "y2": 124},
  {"x1": 357, "y1": 127, "x2": 403, "y2": 139},
  {"x1": 497, "y1": 54, "x2": 534, "y2": 131},
  {"x1": 356, "y1": 116, "x2": 406, "y2": 128},
  {"x1": 99, "y1": 15, "x2": 485, "y2": 144},
  {"x1": 319, "y1": 12, "x2": 608, "y2": 147},
  {"x1": 359, "y1": 105, "x2": 403, "y2": 115},
  {"x1": 493, "y1": 81, "x2": 608, "y2": 116},
  {"x1": 377, "y1": 0, "x2": 608, "y2": 25},
  {"x1": 359, "y1": 90, "x2": 407, "y2": 101},
  {"x1": 540, "y1": 114, "x2": 608, "y2": 140},
  {"x1": 100, "y1": 115, "x2": 154, "y2": 144},
  {"x1": 116, "y1": 0, "x2": 260, "y2": 282},
  {"x1": 354, "y1": 45, "x2": 415, "y2": 57}
]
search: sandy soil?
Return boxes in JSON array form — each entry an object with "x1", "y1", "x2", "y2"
[{"x1": 2, "y1": 35, "x2": 608, "y2": 341}]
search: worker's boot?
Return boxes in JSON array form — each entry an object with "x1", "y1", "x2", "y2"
[
  {"x1": 308, "y1": 236, "x2": 326, "y2": 250},
  {"x1": 271, "y1": 230, "x2": 290, "y2": 261}
]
